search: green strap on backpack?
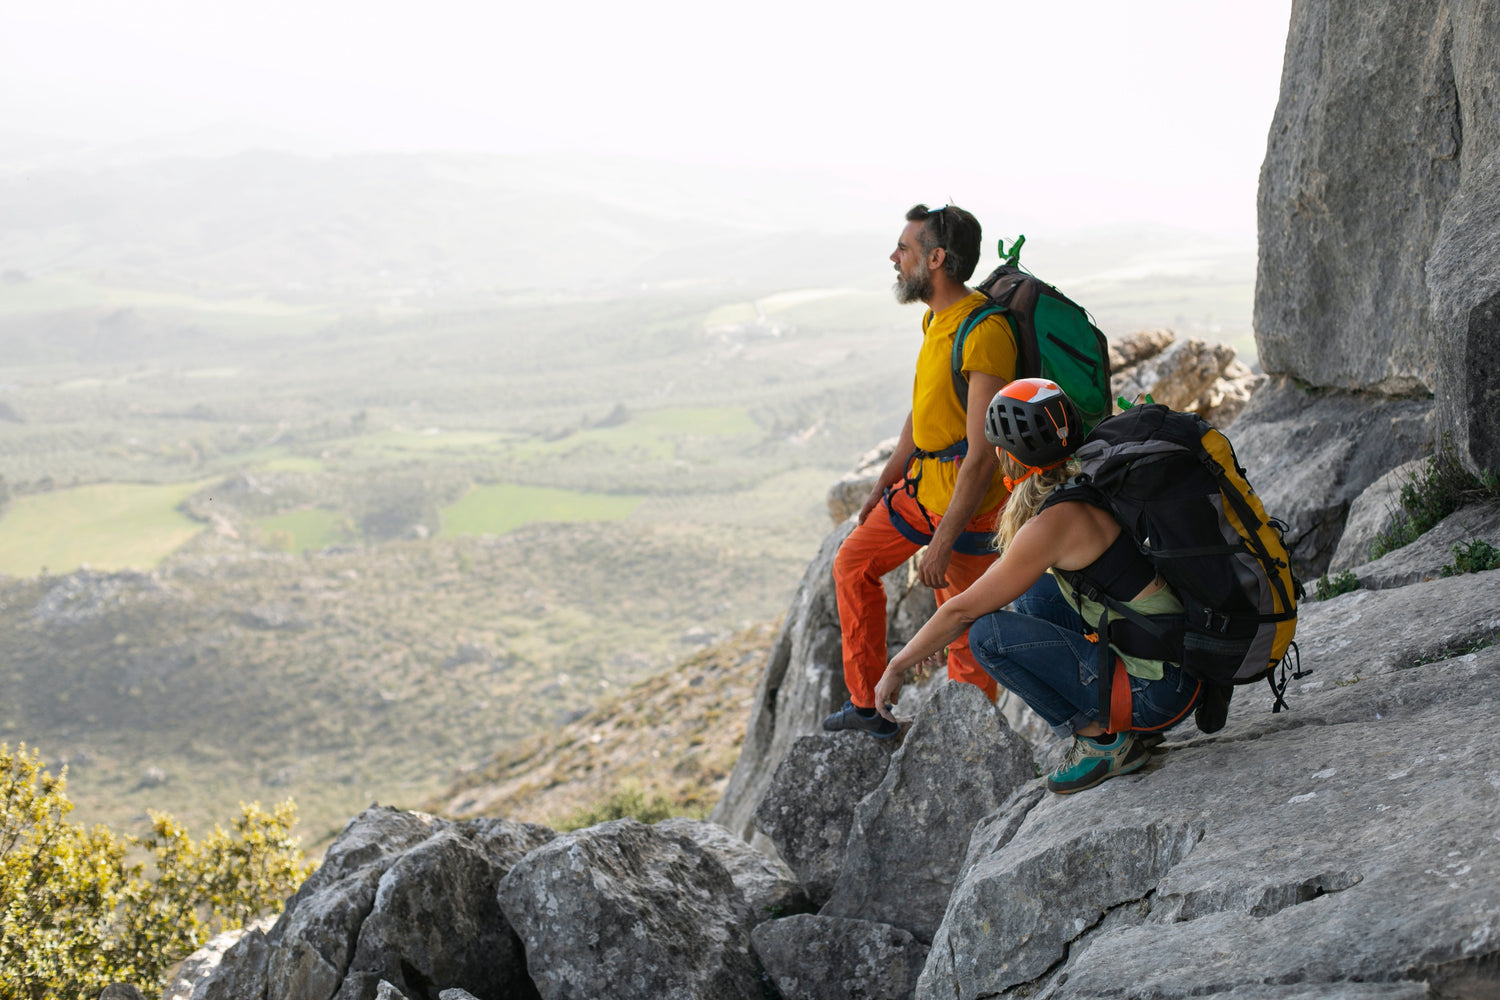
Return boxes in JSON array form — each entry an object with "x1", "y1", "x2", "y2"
[{"x1": 950, "y1": 236, "x2": 1112, "y2": 432}]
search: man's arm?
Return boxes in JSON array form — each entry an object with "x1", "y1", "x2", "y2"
[
  {"x1": 856, "y1": 412, "x2": 917, "y2": 525},
  {"x1": 917, "y1": 369, "x2": 1005, "y2": 589}
]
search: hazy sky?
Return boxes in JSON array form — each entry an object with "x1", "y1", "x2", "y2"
[{"x1": 2, "y1": 0, "x2": 1294, "y2": 234}]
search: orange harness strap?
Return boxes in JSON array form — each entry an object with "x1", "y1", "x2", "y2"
[{"x1": 1109, "y1": 656, "x2": 1133, "y2": 734}]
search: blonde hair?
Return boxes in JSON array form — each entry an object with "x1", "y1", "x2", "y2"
[{"x1": 996, "y1": 453, "x2": 1080, "y2": 551}]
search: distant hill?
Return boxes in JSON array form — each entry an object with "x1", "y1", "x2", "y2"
[
  {"x1": 0, "y1": 149, "x2": 1258, "y2": 348},
  {"x1": 428, "y1": 622, "x2": 779, "y2": 829}
]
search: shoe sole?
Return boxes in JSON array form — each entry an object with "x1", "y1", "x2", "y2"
[{"x1": 1047, "y1": 746, "x2": 1151, "y2": 794}]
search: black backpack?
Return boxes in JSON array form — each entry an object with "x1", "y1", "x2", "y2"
[
  {"x1": 1041, "y1": 403, "x2": 1305, "y2": 731},
  {"x1": 950, "y1": 237, "x2": 1113, "y2": 433}
]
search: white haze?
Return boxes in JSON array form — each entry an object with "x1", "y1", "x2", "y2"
[{"x1": 1, "y1": 0, "x2": 1294, "y2": 238}]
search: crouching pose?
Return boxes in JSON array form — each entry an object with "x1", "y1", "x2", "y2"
[{"x1": 873, "y1": 378, "x2": 1203, "y2": 793}]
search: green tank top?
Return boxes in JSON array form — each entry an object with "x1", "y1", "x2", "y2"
[{"x1": 1051, "y1": 569, "x2": 1184, "y2": 681}]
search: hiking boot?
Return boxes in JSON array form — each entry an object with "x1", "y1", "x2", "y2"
[
  {"x1": 1046, "y1": 732, "x2": 1149, "y2": 793},
  {"x1": 822, "y1": 700, "x2": 899, "y2": 739}
]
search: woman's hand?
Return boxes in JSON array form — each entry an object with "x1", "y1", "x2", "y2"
[
  {"x1": 875, "y1": 650, "x2": 945, "y2": 722},
  {"x1": 874, "y1": 667, "x2": 903, "y2": 723}
]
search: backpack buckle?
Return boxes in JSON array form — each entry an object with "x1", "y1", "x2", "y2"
[{"x1": 1202, "y1": 610, "x2": 1232, "y2": 633}]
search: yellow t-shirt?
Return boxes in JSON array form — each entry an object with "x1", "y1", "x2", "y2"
[{"x1": 908, "y1": 289, "x2": 1017, "y2": 516}]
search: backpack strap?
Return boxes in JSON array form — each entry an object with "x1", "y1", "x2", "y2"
[{"x1": 950, "y1": 304, "x2": 1012, "y2": 407}]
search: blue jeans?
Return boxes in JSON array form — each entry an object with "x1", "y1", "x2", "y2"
[{"x1": 968, "y1": 574, "x2": 1201, "y2": 739}]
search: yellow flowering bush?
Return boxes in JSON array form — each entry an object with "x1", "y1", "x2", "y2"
[{"x1": 0, "y1": 743, "x2": 315, "y2": 1000}]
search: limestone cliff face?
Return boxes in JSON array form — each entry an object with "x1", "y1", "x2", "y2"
[{"x1": 1256, "y1": 0, "x2": 1499, "y2": 470}]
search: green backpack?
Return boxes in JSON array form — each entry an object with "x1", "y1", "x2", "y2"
[{"x1": 950, "y1": 236, "x2": 1112, "y2": 431}]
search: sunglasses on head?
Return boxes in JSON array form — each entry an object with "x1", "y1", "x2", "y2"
[{"x1": 926, "y1": 204, "x2": 949, "y2": 246}]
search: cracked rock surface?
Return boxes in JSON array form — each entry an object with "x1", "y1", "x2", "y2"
[{"x1": 916, "y1": 569, "x2": 1500, "y2": 1000}]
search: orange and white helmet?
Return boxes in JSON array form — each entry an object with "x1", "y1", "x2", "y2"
[{"x1": 984, "y1": 378, "x2": 1082, "y2": 469}]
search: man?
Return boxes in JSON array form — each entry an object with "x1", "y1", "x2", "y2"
[{"x1": 823, "y1": 203, "x2": 1017, "y2": 738}]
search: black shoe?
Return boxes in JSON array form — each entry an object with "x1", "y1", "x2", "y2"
[
  {"x1": 1195, "y1": 682, "x2": 1233, "y2": 734},
  {"x1": 822, "y1": 700, "x2": 899, "y2": 739}
]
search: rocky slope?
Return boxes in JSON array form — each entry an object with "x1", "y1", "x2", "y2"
[
  {"x1": 428, "y1": 623, "x2": 778, "y2": 826},
  {"x1": 165, "y1": 497, "x2": 1500, "y2": 999}
]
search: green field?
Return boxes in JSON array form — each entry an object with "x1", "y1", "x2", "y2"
[
  {"x1": 258, "y1": 508, "x2": 354, "y2": 553},
  {"x1": 439, "y1": 484, "x2": 645, "y2": 537},
  {"x1": 0, "y1": 481, "x2": 211, "y2": 576}
]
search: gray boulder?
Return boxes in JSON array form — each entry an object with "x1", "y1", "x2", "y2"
[
  {"x1": 1225, "y1": 378, "x2": 1433, "y2": 577},
  {"x1": 711, "y1": 523, "x2": 935, "y2": 846},
  {"x1": 1429, "y1": 142, "x2": 1500, "y2": 476},
  {"x1": 754, "y1": 732, "x2": 898, "y2": 906},
  {"x1": 163, "y1": 921, "x2": 274, "y2": 1000},
  {"x1": 161, "y1": 927, "x2": 251, "y2": 1000},
  {"x1": 1329, "y1": 499, "x2": 1500, "y2": 592},
  {"x1": 192, "y1": 925, "x2": 271, "y2": 1000},
  {"x1": 914, "y1": 569, "x2": 1500, "y2": 999},
  {"x1": 1107, "y1": 329, "x2": 1174, "y2": 371},
  {"x1": 1257, "y1": 0, "x2": 1500, "y2": 481},
  {"x1": 495, "y1": 818, "x2": 760, "y2": 1000},
  {"x1": 1327, "y1": 458, "x2": 1428, "y2": 574},
  {"x1": 1256, "y1": 0, "x2": 1462, "y2": 394},
  {"x1": 265, "y1": 807, "x2": 446, "y2": 1000},
  {"x1": 333, "y1": 819, "x2": 553, "y2": 1000},
  {"x1": 752, "y1": 914, "x2": 928, "y2": 1000},
  {"x1": 654, "y1": 817, "x2": 809, "y2": 923},
  {"x1": 827, "y1": 438, "x2": 899, "y2": 525},
  {"x1": 1111, "y1": 337, "x2": 1261, "y2": 427},
  {"x1": 99, "y1": 986, "x2": 146, "y2": 1000},
  {"x1": 820, "y1": 682, "x2": 1035, "y2": 943}
]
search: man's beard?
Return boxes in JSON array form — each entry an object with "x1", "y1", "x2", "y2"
[{"x1": 893, "y1": 265, "x2": 932, "y2": 304}]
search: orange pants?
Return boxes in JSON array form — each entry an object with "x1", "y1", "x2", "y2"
[{"x1": 833, "y1": 486, "x2": 1000, "y2": 708}]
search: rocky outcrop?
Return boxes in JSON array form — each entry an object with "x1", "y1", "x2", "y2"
[
  {"x1": 754, "y1": 733, "x2": 898, "y2": 906},
  {"x1": 1326, "y1": 498, "x2": 1500, "y2": 592},
  {"x1": 1327, "y1": 459, "x2": 1428, "y2": 574},
  {"x1": 1429, "y1": 142, "x2": 1500, "y2": 476},
  {"x1": 752, "y1": 915, "x2": 928, "y2": 1000},
  {"x1": 496, "y1": 818, "x2": 760, "y2": 1000},
  {"x1": 1225, "y1": 378, "x2": 1433, "y2": 578},
  {"x1": 1256, "y1": 0, "x2": 1500, "y2": 474},
  {"x1": 180, "y1": 808, "x2": 553, "y2": 1000},
  {"x1": 819, "y1": 683, "x2": 1033, "y2": 942},
  {"x1": 918, "y1": 565, "x2": 1500, "y2": 999},
  {"x1": 709, "y1": 522, "x2": 944, "y2": 847},
  {"x1": 1109, "y1": 330, "x2": 1262, "y2": 428}
]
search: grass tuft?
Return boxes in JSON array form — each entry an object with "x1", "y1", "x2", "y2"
[
  {"x1": 1371, "y1": 444, "x2": 1500, "y2": 560},
  {"x1": 1314, "y1": 570, "x2": 1360, "y2": 601},
  {"x1": 555, "y1": 785, "x2": 697, "y2": 832},
  {"x1": 1440, "y1": 539, "x2": 1500, "y2": 577}
]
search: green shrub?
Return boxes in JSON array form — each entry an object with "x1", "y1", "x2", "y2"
[
  {"x1": 1314, "y1": 570, "x2": 1360, "y2": 601},
  {"x1": 557, "y1": 786, "x2": 692, "y2": 832},
  {"x1": 1441, "y1": 539, "x2": 1500, "y2": 577},
  {"x1": 1372, "y1": 446, "x2": 1500, "y2": 559},
  {"x1": 0, "y1": 743, "x2": 314, "y2": 1000}
]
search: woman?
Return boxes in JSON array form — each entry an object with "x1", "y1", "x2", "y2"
[{"x1": 873, "y1": 378, "x2": 1202, "y2": 793}]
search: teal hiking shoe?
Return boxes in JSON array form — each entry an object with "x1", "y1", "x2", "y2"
[
  {"x1": 822, "y1": 700, "x2": 899, "y2": 739},
  {"x1": 1046, "y1": 732, "x2": 1149, "y2": 793}
]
